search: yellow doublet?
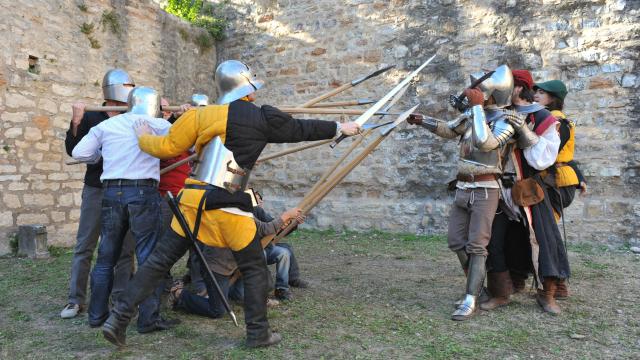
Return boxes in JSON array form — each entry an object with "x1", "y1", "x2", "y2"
[
  {"x1": 138, "y1": 105, "x2": 257, "y2": 251},
  {"x1": 551, "y1": 110, "x2": 579, "y2": 187}
]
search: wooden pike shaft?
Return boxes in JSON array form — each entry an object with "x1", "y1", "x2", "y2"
[
  {"x1": 299, "y1": 83, "x2": 352, "y2": 108},
  {"x1": 304, "y1": 129, "x2": 372, "y2": 204},
  {"x1": 256, "y1": 139, "x2": 333, "y2": 163},
  {"x1": 84, "y1": 105, "x2": 182, "y2": 112},
  {"x1": 84, "y1": 105, "x2": 380, "y2": 116},
  {"x1": 308, "y1": 99, "x2": 373, "y2": 108},
  {"x1": 159, "y1": 153, "x2": 197, "y2": 175}
]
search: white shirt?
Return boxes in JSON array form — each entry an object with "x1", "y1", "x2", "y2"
[
  {"x1": 72, "y1": 113, "x2": 171, "y2": 181},
  {"x1": 522, "y1": 122, "x2": 560, "y2": 170}
]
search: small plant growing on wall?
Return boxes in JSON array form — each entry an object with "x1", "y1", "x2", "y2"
[
  {"x1": 77, "y1": 1, "x2": 88, "y2": 12},
  {"x1": 101, "y1": 10, "x2": 122, "y2": 37},
  {"x1": 79, "y1": 22, "x2": 101, "y2": 49}
]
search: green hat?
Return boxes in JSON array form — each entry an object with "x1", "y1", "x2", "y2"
[{"x1": 533, "y1": 80, "x2": 568, "y2": 101}]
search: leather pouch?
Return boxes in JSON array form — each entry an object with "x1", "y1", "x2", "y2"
[{"x1": 512, "y1": 177, "x2": 544, "y2": 207}]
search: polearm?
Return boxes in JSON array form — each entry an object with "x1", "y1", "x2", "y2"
[
  {"x1": 165, "y1": 192, "x2": 239, "y2": 327},
  {"x1": 330, "y1": 53, "x2": 436, "y2": 148},
  {"x1": 304, "y1": 84, "x2": 410, "y2": 197},
  {"x1": 82, "y1": 105, "x2": 399, "y2": 116},
  {"x1": 299, "y1": 65, "x2": 395, "y2": 108},
  {"x1": 307, "y1": 99, "x2": 375, "y2": 108},
  {"x1": 260, "y1": 104, "x2": 418, "y2": 248},
  {"x1": 84, "y1": 105, "x2": 184, "y2": 112},
  {"x1": 83, "y1": 99, "x2": 375, "y2": 113}
]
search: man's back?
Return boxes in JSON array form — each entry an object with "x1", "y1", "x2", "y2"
[{"x1": 72, "y1": 113, "x2": 171, "y2": 181}]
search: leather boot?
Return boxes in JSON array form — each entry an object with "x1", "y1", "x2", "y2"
[
  {"x1": 510, "y1": 271, "x2": 527, "y2": 294},
  {"x1": 452, "y1": 254, "x2": 486, "y2": 321},
  {"x1": 536, "y1": 277, "x2": 561, "y2": 315},
  {"x1": 102, "y1": 311, "x2": 130, "y2": 347},
  {"x1": 555, "y1": 278, "x2": 569, "y2": 300},
  {"x1": 232, "y1": 235, "x2": 277, "y2": 347},
  {"x1": 480, "y1": 271, "x2": 512, "y2": 311}
]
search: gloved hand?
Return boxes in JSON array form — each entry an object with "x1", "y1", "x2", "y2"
[
  {"x1": 463, "y1": 88, "x2": 485, "y2": 106},
  {"x1": 407, "y1": 113, "x2": 424, "y2": 125},
  {"x1": 504, "y1": 109, "x2": 526, "y2": 130}
]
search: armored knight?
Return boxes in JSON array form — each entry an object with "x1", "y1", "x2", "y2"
[
  {"x1": 408, "y1": 65, "x2": 523, "y2": 321},
  {"x1": 101, "y1": 60, "x2": 361, "y2": 348}
]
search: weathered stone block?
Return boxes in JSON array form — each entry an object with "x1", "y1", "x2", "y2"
[
  {"x1": 17, "y1": 225, "x2": 49, "y2": 259},
  {"x1": 3, "y1": 194, "x2": 21, "y2": 209},
  {"x1": 32, "y1": 115, "x2": 50, "y2": 129},
  {"x1": 23, "y1": 127, "x2": 43, "y2": 141},
  {"x1": 0, "y1": 211, "x2": 13, "y2": 227},
  {"x1": 4, "y1": 127, "x2": 22, "y2": 138},
  {"x1": 5, "y1": 92, "x2": 35, "y2": 108}
]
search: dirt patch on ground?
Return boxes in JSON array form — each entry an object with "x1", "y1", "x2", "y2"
[{"x1": 1, "y1": 230, "x2": 639, "y2": 359}]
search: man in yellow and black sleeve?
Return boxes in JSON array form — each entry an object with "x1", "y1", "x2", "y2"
[{"x1": 102, "y1": 60, "x2": 361, "y2": 348}]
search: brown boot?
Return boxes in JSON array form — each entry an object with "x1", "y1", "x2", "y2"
[
  {"x1": 510, "y1": 272, "x2": 526, "y2": 294},
  {"x1": 480, "y1": 271, "x2": 512, "y2": 311},
  {"x1": 555, "y1": 278, "x2": 569, "y2": 300},
  {"x1": 536, "y1": 277, "x2": 561, "y2": 315}
]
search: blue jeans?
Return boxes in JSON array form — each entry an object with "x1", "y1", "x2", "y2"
[
  {"x1": 178, "y1": 269, "x2": 244, "y2": 318},
  {"x1": 88, "y1": 184, "x2": 163, "y2": 330},
  {"x1": 265, "y1": 244, "x2": 291, "y2": 291}
]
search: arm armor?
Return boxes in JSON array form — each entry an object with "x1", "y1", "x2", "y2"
[
  {"x1": 471, "y1": 105, "x2": 514, "y2": 151},
  {"x1": 423, "y1": 113, "x2": 468, "y2": 139}
]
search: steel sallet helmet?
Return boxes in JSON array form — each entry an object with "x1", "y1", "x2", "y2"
[
  {"x1": 127, "y1": 86, "x2": 161, "y2": 117},
  {"x1": 214, "y1": 60, "x2": 264, "y2": 105},
  {"x1": 469, "y1": 64, "x2": 514, "y2": 108},
  {"x1": 191, "y1": 93, "x2": 209, "y2": 106},
  {"x1": 102, "y1": 69, "x2": 135, "y2": 103}
]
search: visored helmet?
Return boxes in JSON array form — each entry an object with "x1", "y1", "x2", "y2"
[
  {"x1": 214, "y1": 60, "x2": 264, "y2": 105},
  {"x1": 469, "y1": 65, "x2": 514, "y2": 108},
  {"x1": 102, "y1": 69, "x2": 135, "y2": 103},
  {"x1": 191, "y1": 93, "x2": 209, "y2": 106},
  {"x1": 127, "y1": 86, "x2": 160, "y2": 117}
]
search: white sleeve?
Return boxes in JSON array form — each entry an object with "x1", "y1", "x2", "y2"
[
  {"x1": 72, "y1": 126, "x2": 102, "y2": 164},
  {"x1": 523, "y1": 122, "x2": 560, "y2": 170}
]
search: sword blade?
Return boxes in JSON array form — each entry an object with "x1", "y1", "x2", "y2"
[{"x1": 354, "y1": 53, "x2": 435, "y2": 127}]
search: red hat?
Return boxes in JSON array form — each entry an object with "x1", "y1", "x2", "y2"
[{"x1": 512, "y1": 69, "x2": 534, "y2": 90}]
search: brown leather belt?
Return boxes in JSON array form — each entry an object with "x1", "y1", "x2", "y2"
[{"x1": 456, "y1": 173, "x2": 498, "y2": 182}]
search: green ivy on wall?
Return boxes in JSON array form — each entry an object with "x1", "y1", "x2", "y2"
[{"x1": 165, "y1": 0, "x2": 227, "y2": 41}]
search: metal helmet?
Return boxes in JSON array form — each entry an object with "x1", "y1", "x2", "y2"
[
  {"x1": 127, "y1": 86, "x2": 161, "y2": 117},
  {"x1": 102, "y1": 69, "x2": 135, "y2": 103},
  {"x1": 214, "y1": 60, "x2": 264, "y2": 105},
  {"x1": 469, "y1": 65, "x2": 514, "y2": 108},
  {"x1": 191, "y1": 93, "x2": 209, "y2": 107}
]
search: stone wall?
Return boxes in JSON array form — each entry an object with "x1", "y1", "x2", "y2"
[
  {"x1": 0, "y1": 0, "x2": 217, "y2": 254},
  {"x1": 219, "y1": 0, "x2": 639, "y2": 246}
]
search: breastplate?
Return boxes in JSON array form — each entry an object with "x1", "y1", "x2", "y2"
[
  {"x1": 460, "y1": 126, "x2": 499, "y2": 169},
  {"x1": 191, "y1": 136, "x2": 249, "y2": 193}
]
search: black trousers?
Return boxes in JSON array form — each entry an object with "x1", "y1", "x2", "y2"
[
  {"x1": 486, "y1": 212, "x2": 532, "y2": 275},
  {"x1": 112, "y1": 229, "x2": 271, "y2": 341}
]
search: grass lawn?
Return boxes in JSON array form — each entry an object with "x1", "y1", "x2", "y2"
[{"x1": 1, "y1": 230, "x2": 639, "y2": 359}]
